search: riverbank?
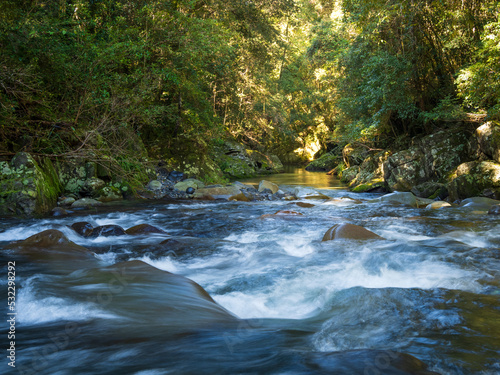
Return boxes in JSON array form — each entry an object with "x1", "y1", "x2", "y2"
[{"x1": 306, "y1": 121, "x2": 500, "y2": 202}]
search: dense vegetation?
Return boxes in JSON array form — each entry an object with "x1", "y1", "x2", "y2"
[{"x1": 1, "y1": 0, "x2": 499, "y2": 179}]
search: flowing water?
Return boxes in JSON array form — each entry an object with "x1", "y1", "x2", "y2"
[{"x1": 1, "y1": 168, "x2": 499, "y2": 374}]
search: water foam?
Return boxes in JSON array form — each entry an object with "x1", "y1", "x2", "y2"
[{"x1": 17, "y1": 277, "x2": 117, "y2": 325}]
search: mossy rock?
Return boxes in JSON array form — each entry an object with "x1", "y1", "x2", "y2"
[
  {"x1": 0, "y1": 153, "x2": 61, "y2": 216},
  {"x1": 305, "y1": 153, "x2": 341, "y2": 172},
  {"x1": 351, "y1": 179, "x2": 386, "y2": 193},
  {"x1": 448, "y1": 161, "x2": 500, "y2": 200}
]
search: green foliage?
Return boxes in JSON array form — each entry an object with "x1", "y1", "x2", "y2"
[{"x1": 457, "y1": 15, "x2": 500, "y2": 119}]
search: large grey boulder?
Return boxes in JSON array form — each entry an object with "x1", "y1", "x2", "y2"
[{"x1": 383, "y1": 129, "x2": 474, "y2": 191}]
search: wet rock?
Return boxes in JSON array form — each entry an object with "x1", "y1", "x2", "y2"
[
  {"x1": 186, "y1": 187, "x2": 195, "y2": 195},
  {"x1": 6, "y1": 229, "x2": 98, "y2": 271},
  {"x1": 69, "y1": 260, "x2": 237, "y2": 326},
  {"x1": 89, "y1": 225, "x2": 127, "y2": 238},
  {"x1": 71, "y1": 198, "x2": 103, "y2": 208},
  {"x1": 260, "y1": 210, "x2": 305, "y2": 219},
  {"x1": 488, "y1": 204, "x2": 500, "y2": 215},
  {"x1": 322, "y1": 223, "x2": 383, "y2": 241},
  {"x1": 125, "y1": 224, "x2": 167, "y2": 235},
  {"x1": 194, "y1": 184, "x2": 242, "y2": 199},
  {"x1": 71, "y1": 222, "x2": 94, "y2": 237},
  {"x1": 380, "y1": 191, "x2": 418, "y2": 207},
  {"x1": 324, "y1": 197, "x2": 362, "y2": 205},
  {"x1": 448, "y1": 161, "x2": 500, "y2": 201},
  {"x1": 258, "y1": 180, "x2": 279, "y2": 194},
  {"x1": 296, "y1": 202, "x2": 315, "y2": 208},
  {"x1": 305, "y1": 350, "x2": 440, "y2": 375},
  {"x1": 426, "y1": 201, "x2": 452, "y2": 209},
  {"x1": 52, "y1": 207, "x2": 69, "y2": 216},
  {"x1": 229, "y1": 192, "x2": 252, "y2": 202}
]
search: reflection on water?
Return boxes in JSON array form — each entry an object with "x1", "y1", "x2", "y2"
[{"x1": 241, "y1": 166, "x2": 346, "y2": 189}]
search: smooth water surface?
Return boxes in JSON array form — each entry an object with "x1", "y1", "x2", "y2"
[{"x1": 1, "y1": 170, "x2": 499, "y2": 374}]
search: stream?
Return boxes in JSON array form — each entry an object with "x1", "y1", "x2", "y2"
[{"x1": 1, "y1": 168, "x2": 499, "y2": 374}]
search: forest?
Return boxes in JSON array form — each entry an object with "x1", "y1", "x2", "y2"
[{"x1": 1, "y1": 0, "x2": 499, "y2": 181}]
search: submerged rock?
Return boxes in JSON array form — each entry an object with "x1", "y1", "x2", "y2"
[
  {"x1": 71, "y1": 222, "x2": 95, "y2": 237},
  {"x1": 305, "y1": 350, "x2": 440, "y2": 375},
  {"x1": 380, "y1": 191, "x2": 418, "y2": 207},
  {"x1": 69, "y1": 260, "x2": 238, "y2": 327},
  {"x1": 125, "y1": 224, "x2": 167, "y2": 235},
  {"x1": 488, "y1": 204, "x2": 500, "y2": 215},
  {"x1": 89, "y1": 225, "x2": 127, "y2": 238},
  {"x1": 6, "y1": 229, "x2": 98, "y2": 271},
  {"x1": 322, "y1": 223, "x2": 383, "y2": 241},
  {"x1": 296, "y1": 202, "x2": 315, "y2": 208}
]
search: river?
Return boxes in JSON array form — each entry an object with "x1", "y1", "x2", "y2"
[{"x1": 1, "y1": 168, "x2": 499, "y2": 374}]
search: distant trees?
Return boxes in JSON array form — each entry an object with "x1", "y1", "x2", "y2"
[{"x1": 1, "y1": 0, "x2": 498, "y2": 163}]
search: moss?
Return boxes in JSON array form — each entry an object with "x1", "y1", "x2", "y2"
[
  {"x1": 351, "y1": 179, "x2": 385, "y2": 193},
  {"x1": 305, "y1": 153, "x2": 341, "y2": 172}
]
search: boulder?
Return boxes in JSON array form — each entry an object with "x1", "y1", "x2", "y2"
[
  {"x1": 380, "y1": 191, "x2": 418, "y2": 207},
  {"x1": 448, "y1": 161, "x2": 500, "y2": 201},
  {"x1": 96, "y1": 185, "x2": 123, "y2": 202},
  {"x1": 174, "y1": 178, "x2": 205, "y2": 192},
  {"x1": 348, "y1": 151, "x2": 390, "y2": 193},
  {"x1": 305, "y1": 153, "x2": 341, "y2": 172},
  {"x1": 229, "y1": 192, "x2": 252, "y2": 202},
  {"x1": 194, "y1": 184, "x2": 242, "y2": 199},
  {"x1": 89, "y1": 225, "x2": 127, "y2": 238},
  {"x1": 258, "y1": 180, "x2": 279, "y2": 194},
  {"x1": 322, "y1": 223, "x2": 383, "y2": 241},
  {"x1": 384, "y1": 128, "x2": 474, "y2": 192},
  {"x1": 147, "y1": 180, "x2": 163, "y2": 190},
  {"x1": 339, "y1": 166, "x2": 359, "y2": 184},
  {"x1": 5, "y1": 229, "x2": 98, "y2": 271},
  {"x1": 71, "y1": 222, "x2": 94, "y2": 237},
  {"x1": 476, "y1": 121, "x2": 500, "y2": 162},
  {"x1": 125, "y1": 224, "x2": 167, "y2": 235},
  {"x1": 342, "y1": 143, "x2": 370, "y2": 168},
  {"x1": 71, "y1": 198, "x2": 103, "y2": 208},
  {"x1": 411, "y1": 182, "x2": 449, "y2": 200}
]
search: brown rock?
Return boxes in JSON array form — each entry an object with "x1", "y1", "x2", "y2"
[
  {"x1": 322, "y1": 223, "x2": 383, "y2": 241},
  {"x1": 71, "y1": 222, "x2": 94, "y2": 237},
  {"x1": 296, "y1": 202, "x2": 315, "y2": 208},
  {"x1": 126, "y1": 224, "x2": 167, "y2": 235}
]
